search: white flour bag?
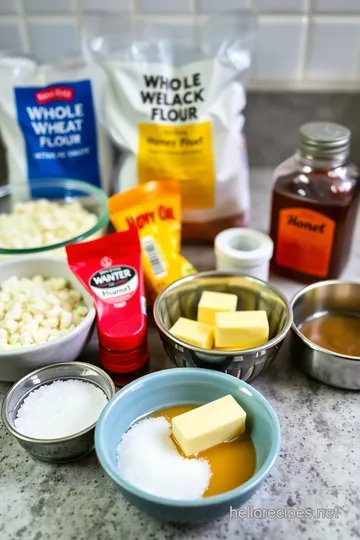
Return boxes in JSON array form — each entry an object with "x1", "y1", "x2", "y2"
[
  {"x1": 0, "y1": 53, "x2": 113, "y2": 192},
  {"x1": 83, "y1": 12, "x2": 255, "y2": 241}
]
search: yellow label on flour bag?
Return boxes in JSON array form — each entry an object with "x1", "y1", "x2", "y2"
[
  {"x1": 138, "y1": 121, "x2": 215, "y2": 209},
  {"x1": 83, "y1": 12, "x2": 254, "y2": 236}
]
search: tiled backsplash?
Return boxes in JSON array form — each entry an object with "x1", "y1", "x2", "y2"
[{"x1": 0, "y1": 0, "x2": 360, "y2": 89}]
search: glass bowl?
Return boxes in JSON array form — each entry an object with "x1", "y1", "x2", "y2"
[{"x1": 0, "y1": 179, "x2": 109, "y2": 258}]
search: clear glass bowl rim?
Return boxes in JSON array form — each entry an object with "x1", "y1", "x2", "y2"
[{"x1": 0, "y1": 179, "x2": 109, "y2": 255}]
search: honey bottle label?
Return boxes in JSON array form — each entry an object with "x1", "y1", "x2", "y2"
[{"x1": 275, "y1": 207, "x2": 335, "y2": 277}]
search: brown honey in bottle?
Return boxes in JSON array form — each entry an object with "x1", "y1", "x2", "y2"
[{"x1": 270, "y1": 122, "x2": 359, "y2": 282}]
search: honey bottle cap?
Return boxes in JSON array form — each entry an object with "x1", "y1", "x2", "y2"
[{"x1": 298, "y1": 122, "x2": 350, "y2": 161}]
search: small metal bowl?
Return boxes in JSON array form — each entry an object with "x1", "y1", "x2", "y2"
[
  {"x1": 153, "y1": 271, "x2": 292, "y2": 382},
  {"x1": 1, "y1": 362, "x2": 115, "y2": 463},
  {"x1": 291, "y1": 280, "x2": 360, "y2": 390}
]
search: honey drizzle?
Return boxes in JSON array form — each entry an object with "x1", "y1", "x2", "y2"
[{"x1": 153, "y1": 404, "x2": 256, "y2": 497}]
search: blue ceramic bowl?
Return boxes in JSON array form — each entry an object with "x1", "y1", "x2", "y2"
[{"x1": 95, "y1": 368, "x2": 281, "y2": 523}]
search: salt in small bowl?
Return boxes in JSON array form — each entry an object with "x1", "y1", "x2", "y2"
[{"x1": 1, "y1": 361, "x2": 115, "y2": 463}]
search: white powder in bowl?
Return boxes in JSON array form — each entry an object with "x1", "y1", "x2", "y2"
[
  {"x1": 15, "y1": 379, "x2": 108, "y2": 439},
  {"x1": 117, "y1": 416, "x2": 212, "y2": 500}
]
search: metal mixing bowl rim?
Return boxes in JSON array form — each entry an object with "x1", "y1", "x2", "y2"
[
  {"x1": 1, "y1": 361, "x2": 116, "y2": 444},
  {"x1": 0, "y1": 255, "x2": 96, "y2": 357},
  {"x1": 153, "y1": 271, "x2": 293, "y2": 356},
  {"x1": 291, "y1": 279, "x2": 360, "y2": 362}
]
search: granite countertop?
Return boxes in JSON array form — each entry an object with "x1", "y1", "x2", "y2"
[{"x1": 1, "y1": 169, "x2": 359, "y2": 540}]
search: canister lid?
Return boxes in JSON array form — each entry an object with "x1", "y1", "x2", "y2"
[
  {"x1": 214, "y1": 228, "x2": 274, "y2": 268},
  {"x1": 298, "y1": 122, "x2": 350, "y2": 159}
]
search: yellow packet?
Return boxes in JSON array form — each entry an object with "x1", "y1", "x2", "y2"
[{"x1": 109, "y1": 180, "x2": 196, "y2": 303}]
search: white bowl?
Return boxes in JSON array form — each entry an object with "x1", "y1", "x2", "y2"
[{"x1": 0, "y1": 256, "x2": 96, "y2": 382}]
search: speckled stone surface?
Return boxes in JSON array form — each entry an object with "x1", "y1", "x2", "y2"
[{"x1": 1, "y1": 169, "x2": 360, "y2": 540}]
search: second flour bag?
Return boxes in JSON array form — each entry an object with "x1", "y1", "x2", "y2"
[{"x1": 83, "y1": 12, "x2": 255, "y2": 242}]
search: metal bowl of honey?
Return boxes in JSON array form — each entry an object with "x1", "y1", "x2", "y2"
[
  {"x1": 291, "y1": 280, "x2": 360, "y2": 390},
  {"x1": 153, "y1": 271, "x2": 292, "y2": 382}
]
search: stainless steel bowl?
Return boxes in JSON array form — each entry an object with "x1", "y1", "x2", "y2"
[
  {"x1": 1, "y1": 362, "x2": 115, "y2": 463},
  {"x1": 291, "y1": 280, "x2": 360, "y2": 390},
  {"x1": 153, "y1": 272, "x2": 292, "y2": 382}
]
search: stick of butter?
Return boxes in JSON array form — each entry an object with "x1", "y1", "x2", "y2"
[
  {"x1": 197, "y1": 290, "x2": 238, "y2": 325},
  {"x1": 169, "y1": 317, "x2": 214, "y2": 348},
  {"x1": 215, "y1": 310, "x2": 269, "y2": 349},
  {"x1": 172, "y1": 395, "x2": 246, "y2": 456}
]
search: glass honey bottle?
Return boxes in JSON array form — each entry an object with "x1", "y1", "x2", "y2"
[{"x1": 269, "y1": 122, "x2": 359, "y2": 282}]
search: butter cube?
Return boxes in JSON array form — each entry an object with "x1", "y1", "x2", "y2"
[
  {"x1": 197, "y1": 291, "x2": 238, "y2": 325},
  {"x1": 215, "y1": 310, "x2": 269, "y2": 349},
  {"x1": 172, "y1": 395, "x2": 246, "y2": 456},
  {"x1": 169, "y1": 317, "x2": 213, "y2": 349}
]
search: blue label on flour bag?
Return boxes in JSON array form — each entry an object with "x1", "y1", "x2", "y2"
[{"x1": 14, "y1": 80, "x2": 101, "y2": 188}]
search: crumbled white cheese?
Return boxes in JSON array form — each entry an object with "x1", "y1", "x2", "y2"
[
  {"x1": 0, "y1": 200, "x2": 98, "y2": 249},
  {"x1": 0, "y1": 275, "x2": 88, "y2": 348}
]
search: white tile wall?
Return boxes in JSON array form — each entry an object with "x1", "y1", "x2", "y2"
[
  {"x1": 252, "y1": 17, "x2": 305, "y2": 79},
  {"x1": 306, "y1": 18, "x2": 360, "y2": 80},
  {"x1": 196, "y1": 0, "x2": 249, "y2": 12},
  {"x1": 0, "y1": 21, "x2": 23, "y2": 51},
  {"x1": 139, "y1": 0, "x2": 192, "y2": 13},
  {"x1": 28, "y1": 20, "x2": 78, "y2": 62},
  {"x1": 313, "y1": 0, "x2": 360, "y2": 13},
  {"x1": 253, "y1": 0, "x2": 306, "y2": 13},
  {"x1": 0, "y1": 0, "x2": 19, "y2": 14},
  {"x1": 24, "y1": 0, "x2": 76, "y2": 14},
  {"x1": 82, "y1": 0, "x2": 133, "y2": 11},
  {"x1": 0, "y1": 0, "x2": 360, "y2": 89}
]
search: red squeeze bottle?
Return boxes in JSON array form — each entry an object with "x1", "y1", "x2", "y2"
[{"x1": 66, "y1": 229, "x2": 149, "y2": 385}]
